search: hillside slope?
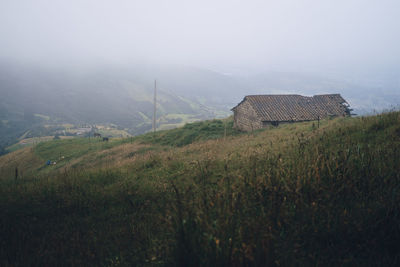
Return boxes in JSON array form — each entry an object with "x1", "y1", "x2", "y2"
[
  {"x1": 1, "y1": 113, "x2": 400, "y2": 266},
  {"x1": 0, "y1": 63, "x2": 233, "y2": 154}
]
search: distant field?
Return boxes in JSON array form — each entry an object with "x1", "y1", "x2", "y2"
[
  {"x1": 157, "y1": 113, "x2": 203, "y2": 130},
  {"x1": 3, "y1": 116, "x2": 226, "y2": 154},
  {"x1": 4, "y1": 122, "x2": 132, "y2": 154}
]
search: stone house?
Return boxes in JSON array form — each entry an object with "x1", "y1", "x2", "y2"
[{"x1": 231, "y1": 94, "x2": 351, "y2": 131}]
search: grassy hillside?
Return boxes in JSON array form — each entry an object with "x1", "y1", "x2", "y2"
[
  {"x1": 1, "y1": 113, "x2": 400, "y2": 266},
  {"x1": 135, "y1": 117, "x2": 241, "y2": 147}
]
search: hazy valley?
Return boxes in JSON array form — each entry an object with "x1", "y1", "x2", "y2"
[{"x1": 1, "y1": 62, "x2": 399, "y2": 155}]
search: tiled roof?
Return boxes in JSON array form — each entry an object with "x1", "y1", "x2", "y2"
[{"x1": 234, "y1": 94, "x2": 349, "y2": 122}]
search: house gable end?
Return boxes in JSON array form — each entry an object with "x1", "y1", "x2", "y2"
[{"x1": 233, "y1": 97, "x2": 263, "y2": 131}]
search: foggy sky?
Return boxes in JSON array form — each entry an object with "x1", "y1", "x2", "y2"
[{"x1": 1, "y1": 0, "x2": 399, "y2": 74}]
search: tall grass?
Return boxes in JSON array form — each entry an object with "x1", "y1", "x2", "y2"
[{"x1": 1, "y1": 112, "x2": 399, "y2": 266}]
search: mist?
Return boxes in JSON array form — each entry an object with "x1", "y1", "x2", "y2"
[
  {"x1": 1, "y1": 0, "x2": 400, "y2": 153},
  {"x1": 1, "y1": 0, "x2": 399, "y2": 75}
]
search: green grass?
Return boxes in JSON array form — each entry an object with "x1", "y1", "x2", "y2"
[
  {"x1": 6, "y1": 136, "x2": 55, "y2": 153},
  {"x1": 135, "y1": 117, "x2": 242, "y2": 147},
  {"x1": 0, "y1": 112, "x2": 400, "y2": 266},
  {"x1": 31, "y1": 137, "x2": 127, "y2": 173},
  {"x1": 34, "y1": 137, "x2": 124, "y2": 158},
  {"x1": 6, "y1": 142, "x2": 31, "y2": 153}
]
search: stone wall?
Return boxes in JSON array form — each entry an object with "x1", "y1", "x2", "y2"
[{"x1": 233, "y1": 100, "x2": 262, "y2": 131}]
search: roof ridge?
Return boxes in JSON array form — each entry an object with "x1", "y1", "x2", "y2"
[
  {"x1": 233, "y1": 93, "x2": 348, "y2": 121},
  {"x1": 246, "y1": 94, "x2": 303, "y2": 97}
]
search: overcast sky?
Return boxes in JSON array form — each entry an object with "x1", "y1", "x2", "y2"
[{"x1": 0, "y1": 0, "x2": 399, "y2": 74}]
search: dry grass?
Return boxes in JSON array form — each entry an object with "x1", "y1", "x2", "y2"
[{"x1": 1, "y1": 113, "x2": 399, "y2": 266}]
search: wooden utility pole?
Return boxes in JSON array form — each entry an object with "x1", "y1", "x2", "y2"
[
  {"x1": 224, "y1": 120, "x2": 227, "y2": 141},
  {"x1": 153, "y1": 80, "x2": 157, "y2": 133}
]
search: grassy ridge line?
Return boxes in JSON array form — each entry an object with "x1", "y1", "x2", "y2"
[
  {"x1": 0, "y1": 117, "x2": 242, "y2": 179},
  {"x1": 133, "y1": 117, "x2": 242, "y2": 147},
  {"x1": 0, "y1": 116, "x2": 325, "y2": 180},
  {"x1": 1, "y1": 112, "x2": 399, "y2": 265}
]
